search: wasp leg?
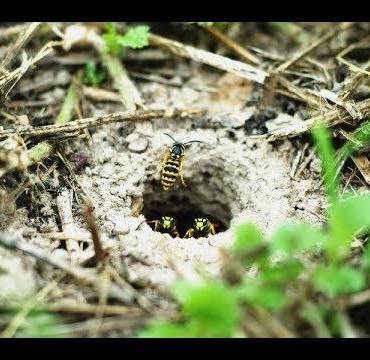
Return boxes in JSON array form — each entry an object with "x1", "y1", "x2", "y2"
[
  {"x1": 147, "y1": 220, "x2": 159, "y2": 231},
  {"x1": 184, "y1": 228, "x2": 194, "y2": 238},
  {"x1": 209, "y1": 224, "x2": 216, "y2": 235},
  {"x1": 172, "y1": 229, "x2": 180, "y2": 238},
  {"x1": 179, "y1": 157, "x2": 187, "y2": 187},
  {"x1": 158, "y1": 150, "x2": 170, "y2": 176}
]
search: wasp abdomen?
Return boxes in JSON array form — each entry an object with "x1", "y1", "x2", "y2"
[
  {"x1": 161, "y1": 157, "x2": 181, "y2": 191},
  {"x1": 163, "y1": 165, "x2": 178, "y2": 173}
]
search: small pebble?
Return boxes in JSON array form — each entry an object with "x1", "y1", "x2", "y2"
[
  {"x1": 51, "y1": 249, "x2": 70, "y2": 261},
  {"x1": 310, "y1": 157, "x2": 322, "y2": 175},
  {"x1": 126, "y1": 133, "x2": 149, "y2": 153}
]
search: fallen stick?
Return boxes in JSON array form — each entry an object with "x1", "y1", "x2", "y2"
[
  {"x1": 20, "y1": 302, "x2": 145, "y2": 316},
  {"x1": 65, "y1": 25, "x2": 143, "y2": 110},
  {"x1": 149, "y1": 33, "x2": 267, "y2": 84},
  {"x1": 339, "y1": 59, "x2": 370, "y2": 101},
  {"x1": 351, "y1": 155, "x2": 370, "y2": 185},
  {"x1": 276, "y1": 75, "x2": 327, "y2": 109},
  {"x1": 200, "y1": 24, "x2": 260, "y2": 65},
  {"x1": 0, "y1": 41, "x2": 56, "y2": 102},
  {"x1": 0, "y1": 81, "x2": 79, "y2": 179},
  {"x1": 82, "y1": 201, "x2": 107, "y2": 265},
  {"x1": 100, "y1": 51, "x2": 144, "y2": 110},
  {"x1": 56, "y1": 188, "x2": 81, "y2": 261},
  {"x1": 82, "y1": 86, "x2": 122, "y2": 103},
  {"x1": 276, "y1": 22, "x2": 354, "y2": 72},
  {"x1": 257, "y1": 98, "x2": 370, "y2": 141},
  {"x1": 0, "y1": 22, "x2": 42, "y2": 71},
  {"x1": 1, "y1": 280, "x2": 57, "y2": 338},
  {"x1": 27, "y1": 80, "x2": 78, "y2": 163},
  {"x1": 0, "y1": 108, "x2": 204, "y2": 139},
  {"x1": 0, "y1": 231, "x2": 135, "y2": 305},
  {"x1": 0, "y1": 22, "x2": 60, "y2": 46}
]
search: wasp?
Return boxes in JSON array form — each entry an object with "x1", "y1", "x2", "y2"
[
  {"x1": 148, "y1": 216, "x2": 180, "y2": 237},
  {"x1": 160, "y1": 133, "x2": 202, "y2": 191},
  {"x1": 184, "y1": 217, "x2": 217, "y2": 238}
]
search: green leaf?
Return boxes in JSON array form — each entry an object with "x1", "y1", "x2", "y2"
[
  {"x1": 337, "y1": 120, "x2": 370, "y2": 169},
  {"x1": 119, "y1": 25, "x2": 150, "y2": 49},
  {"x1": 83, "y1": 61, "x2": 106, "y2": 87},
  {"x1": 102, "y1": 22, "x2": 122, "y2": 56},
  {"x1": 327, "y1": 194, "x2": 370, "y2": 260},
  {"x1": 233, "y1": 222, "x2": 264, "y2": 253},
  {"x1": 15, "y1": 312, "x2": 70, "y2": 338},
  {"x1": 271, "y1": 223, "x2": 325, "y2": 255},
  {"x1": 235, "y1": 281, "x2": 287, "y2": 311},
  {"x1": 312, "y1": 265, "x2": 366, "y2": 298},
  {"x1": 262, "y1": 260, "x2": 303, "y2": 284},
  {"x1": 312, "y1": 125, "x2": 338, "y2": 204},
  {"x1": 172, "y1": 281, "x2": 239, "y2": 337}
]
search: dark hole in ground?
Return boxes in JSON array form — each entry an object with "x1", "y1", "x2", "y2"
[
  {"x1": 348, "y1": 303, "x2": 370, "y2": 335},
  {"x1": 142, "y1": 182, "x2": 231, "y2": 238}
]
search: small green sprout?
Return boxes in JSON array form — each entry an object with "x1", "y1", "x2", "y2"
[
  {"x1": 103, "y1": 23, "x2": 150, "y2": 56},
  {"x1": 83, "y1": 61, "x2": 106, "y2": 87}
]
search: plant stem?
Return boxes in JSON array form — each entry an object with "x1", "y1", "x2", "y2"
[{"x1": 27, "y1": 80, "x2": 78, "y2": 163}]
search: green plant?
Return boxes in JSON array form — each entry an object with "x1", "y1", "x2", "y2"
[
  {"x1": 139, "y1": 124, "x2": 370, "y2": 338},
  {"x1": 14, "y1": 310, "x2": 71, "y2": 338},
  {"x1": 0, "y1": 305, "x2": 72, "y2": 338},
  {"x1": 103, "y1": 23, "x2": 150, "y2": 57},
  {"x1": 83, "y1": 61, "x2": 106, "y2": 87}
]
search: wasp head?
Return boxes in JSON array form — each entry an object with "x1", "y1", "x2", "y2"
[
  {"x1": 161, "y1": 216, "x2": 176, "y2": 229},
  {"x1": 170, "y1": 143, "x2": 185, "y2": 159},
  {"x1": 194, "y1": 218, "x2": 208, "y2": 231},
  {"x1": 164, "y1": 133, "x2": 202, "y2": 159}
]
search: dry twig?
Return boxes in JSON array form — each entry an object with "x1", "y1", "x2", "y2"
[
  {"x1": 56, "y1": 189, "x2": 81, "y2": 261},
  {"x1": 0, "y1": 108, "x2": 205, "y2": 139},
  {"x1": 258, "y1": 98, "x2": 370, "y2": 141},
  {"x1": 149, "y1": 33, "x2": 267, "y2": 84},
  {"x1": 0, "y1": 231, "x2": 135, "y2": 305},
  {"x1": 0, "y1": 22, "x2": 42, "y2": 71},
  {"x1": 276, "y1": 22, "x2": 354, "y2": 72},
  {"x1": 200, "y1": 24, "x2": 260, "y2": 65}
]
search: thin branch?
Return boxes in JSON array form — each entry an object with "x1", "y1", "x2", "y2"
[
  {"x1": 276, "y1": 22, "x2": 354, "y2": 72},
  {"x1": 1, "y1": 280, "x2": 57, "y2": 338},
  {"x1": 0, "y1": 41, "x2": 57, "y2": 102},
  {"x1": 0, "y1": 108, "x2": 205, "y2": 139},
  {"x1": 82, "y1": 201, "x2": 107, "y2": 264},
  {"x1": 27, "y1": 79, "x2": 78, "y2": 163},
  {"x1": 0, "y1": 231, "x2": 135, "y2": 305},
  {"x1": 149, "y1": 33, "x2": 267, "y2": 84},
  {"x1": 257, "y1": 98, "x2": 370, "y2": 141},
  {"x1": 56, "y1": 188, "x2": 81, "y2": 261},
  {"x1": 200, "y1": 25, "x2": 260, "y2": 65},
  {"x1": 87, "y1": 30, "x2": 144, "y2": 110},
  {"x1": 0, "y1": 22, "x2": 42, "y2": 71},
  {"x1": 100, "y1": 52, "x2": 144, "y2": 110}
]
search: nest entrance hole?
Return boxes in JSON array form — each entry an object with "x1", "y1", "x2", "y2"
[{"x1": 142, "y1": 180, "x2": 232, "y2": 238}]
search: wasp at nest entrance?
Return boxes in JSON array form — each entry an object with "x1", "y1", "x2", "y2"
[{"x1": 142, "y1": 181, "x2": 231, "y2": 239}]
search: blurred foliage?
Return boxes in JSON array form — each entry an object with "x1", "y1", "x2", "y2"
[
  {"x1": 1, "y1": 305, "x2": 72, "y2": 338},
  {"x1": 139, "y1": 125, "x2": 370, "y2": 338},
  {"x1": 14, "y1": 311, "x2": 70, "y2": 338}
]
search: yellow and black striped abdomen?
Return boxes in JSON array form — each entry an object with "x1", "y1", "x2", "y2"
[{"x1": 161, "y1": 157, "x2": 181, "y2": 191}]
